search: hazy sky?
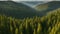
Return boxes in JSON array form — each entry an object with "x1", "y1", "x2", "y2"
[
  {"x1": 12, "y1": 0, "x2": 53, "y2": 1},
  {"x1": 12, "y1": 0, "x2": 60, "y2": 1},
  {"x1": 0, "y1": 0, "x2": 60, "y2": 1},
  {"x1": 12, "y1": 0, "x2": 53, "y2": 2}
]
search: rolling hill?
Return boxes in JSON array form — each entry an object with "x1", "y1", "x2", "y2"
[
  {"x1": 0, "y1": 1, "x2": 38, "y2": 19},
  {"x1": 35, "y1": 1, "x2": 60, "y2": 16},
  {"x1": 0, "y1": 1, "x2": 60, "y2": 18},
  {"x1": 0, "y1": 1, "x2": 60, "y2": 34},
  {"x1": 0, "y1": 8, "x2": 60, "y2": 34}
]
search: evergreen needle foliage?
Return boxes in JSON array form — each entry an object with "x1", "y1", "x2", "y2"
[{"x1": 0, "y1": 8, "x2": 60, "y2": 34}]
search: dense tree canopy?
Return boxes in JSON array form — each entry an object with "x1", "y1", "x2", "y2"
[{"x1": 0, "y1": 8, "x2": 60, "y2": 34}]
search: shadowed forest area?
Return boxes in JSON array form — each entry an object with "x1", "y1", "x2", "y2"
[{"x1": 0, "y1": 8, "x2": 60, "y2": 34}]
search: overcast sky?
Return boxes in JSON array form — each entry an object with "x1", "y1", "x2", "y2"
[
  {"x1": 12, "y1": 0, "x2": 53, "y2": 1},
  {"x1": 0, "y1": 0, "x2": 60, "y2": 1},
  {"x1": 12, "y1": 0, "x2": 60, "y2": 1}
]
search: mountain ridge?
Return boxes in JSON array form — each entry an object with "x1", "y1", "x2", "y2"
[
  {"x1": 0, "y1": 1, "x2": 60, "y2": 18},
  {"x1": 0, "y1": 1, "x2": 38, "y2": 19},
  {"x1": 35, "y1": 1, "x2": 60, "y2": 16}
]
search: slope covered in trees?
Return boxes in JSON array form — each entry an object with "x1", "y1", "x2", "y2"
[
  {"x1": 1, "y1": 1, "x2": 60, "y2": 19},
  {"x1": 35, "y1": 1, "x2": 60, "y2": 16},
  {"x1": 0, "y1": 1, "x2": 37, "y2": 18},
  {"x1": 0, "y1": 8, "x2": 60, "y2": 34}
]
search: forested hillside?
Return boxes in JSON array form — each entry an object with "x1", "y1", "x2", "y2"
[
  {"x1": 0, "y1": 8, "x2": 60, "y2": 34},
  {"x1": 35, "y1": 1, "x2": 60, "y2": 16},
  {"x1": 1, "y1": 1, "x2": 60, "y2": 19},
  {"x1": 35, "y1": 1, "x2": 60, "y2": 11},
  {"x1": 0, "y1": 1, "x2": 37, "y2": 18}
]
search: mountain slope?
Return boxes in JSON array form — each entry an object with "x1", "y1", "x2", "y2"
[
  {"x1": 40, "y1": 8, "x2": 60, "y2": 34},
  {"x1": 0, "y1": 8, "x2": 60, "y2": 34},
  {"x1": 0, "y1": 1, "x2": 60, "y2": 18},
  {"x1": 35, "y1": 1, "x2": 60, "y2": 16},
  {"x1": 0, "y1": 1, "x2": 38, "y2": 19}
]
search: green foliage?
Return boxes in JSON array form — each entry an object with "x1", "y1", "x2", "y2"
[
  {"x1": 0, "y1": 1, "x2": 37, "y2": 18},
  {"x1": 0, "y1": 8, "x2": 60, "y2": 34}
]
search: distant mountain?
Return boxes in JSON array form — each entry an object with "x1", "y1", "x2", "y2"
[
  {"x1": 0, "y1": 1, "x2": 38, "y2": 19},
  {"x1": 35, "y1": 1, "x2": 60, "y2": 16},
  {"x1": 0, "y1": 1, "x2": 60, "y2": 34},
  {"x1": 0, "y1": 1, "x2": 60, "y2": 19},
  {"x1": 21, "y1": 1, "x2": 49, "y2": 8}
]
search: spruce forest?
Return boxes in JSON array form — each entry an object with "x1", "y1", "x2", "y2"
[
  {"x1": 0, "y1": 8, "x2": 60, "y2": 34},
  {"x1": 0, "y1": 1, "x2": 60, "y2": 34}
]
